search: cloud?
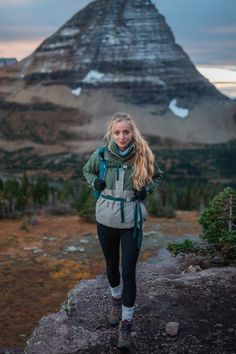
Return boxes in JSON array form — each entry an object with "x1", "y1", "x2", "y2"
[
  {"x1": 195, "y1": 40, "x2": 236, "y2": 49},
  {"x1": 0, "y1": 24, "x2": 55, "y2": 41},
  {"x1": 0, "y1": 38, "x2": 43, "y2": 59},
  {"x1": 197, "y1": 65, "x2": 236, "y2": 83},
  {"x1": 186, "y1": 37, "x2": 236, "y2": 49},
  {"x1": 185, "y1": 44, "x2": 236, "y2": 66},
  {"x1": 214, "y1": 83, "x2": 236, "y2": 98},
  {"x1": 0, "y1": 0, "x2": 32, "y2": 5},
  {"x1": 207, "y1": 25, "x2": 236, "y2": 34},
  {"x1": 186, "y1": 41, "x2": 236, "y2": 56},
  {"x1": 197, "y1": 65, "x2": 236, "y2": 98}
]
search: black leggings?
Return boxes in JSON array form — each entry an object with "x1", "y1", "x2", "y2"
[{"x1": 97, "y1": 222, "x2": 141, "y2": 308}]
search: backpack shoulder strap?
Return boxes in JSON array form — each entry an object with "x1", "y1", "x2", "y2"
[
  {"x1": 98, "y1": 146, "x2": 106, "y2": 159},
  {"x1": 98, "y1": 146, "x2": 107, "y2": 180}
]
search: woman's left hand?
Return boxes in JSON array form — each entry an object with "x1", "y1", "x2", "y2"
[{"x1": 134, "y1": 186, "x2": 146, "y2": 200}]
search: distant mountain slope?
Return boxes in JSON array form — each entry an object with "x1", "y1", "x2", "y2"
[{"x1": 0, "y1": 57, "x2": 17, "y2": 68}]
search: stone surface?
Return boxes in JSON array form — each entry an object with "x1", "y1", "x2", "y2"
[
  {"x1": 165, "y1": 321, "x2": 180, "y2": 336},
  {"x1": 25, "y1": 253, "x2": 236, "y2": 354}
]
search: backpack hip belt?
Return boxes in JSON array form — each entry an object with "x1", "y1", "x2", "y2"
[{"x1": 100, "y1": 194, "x2": 143, "y2": 249}]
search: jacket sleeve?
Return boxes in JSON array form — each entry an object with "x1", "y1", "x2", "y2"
[
  {"x1": 146, "y1": 161, "x2": 164, "y2": 194},
  {"x1": 83, "y1": 149, "x2": 100, "y2": 187}
]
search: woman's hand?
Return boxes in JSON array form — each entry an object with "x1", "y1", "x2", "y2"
[
  {"x1": 94, "y1": 178, "x2": 106, "y2": 192},
  {"x1": 134, "y1": 186, "x2": 146, "y2": 200}
]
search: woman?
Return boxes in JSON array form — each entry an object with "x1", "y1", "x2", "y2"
[{"x1": 83, "y1": 112, "x2": 163, "y2": 350}]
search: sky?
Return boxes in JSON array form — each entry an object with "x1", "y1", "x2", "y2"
[{"x1": 0, "y1": 0, "x2": 236, "y2": 97}]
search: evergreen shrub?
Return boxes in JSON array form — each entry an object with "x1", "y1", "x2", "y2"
[
  {"x1": 167, "y1": 239, "x2": 199, "y2": 255},
  {"x1": 199, "y1": 187, "x2": 236, "y2": 258},
  {"x1": 76, "y1": 183, "x2": 96, "y2": 222}
]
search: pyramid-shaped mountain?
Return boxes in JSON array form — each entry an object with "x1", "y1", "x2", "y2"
[
  {"x1": 0, "y1": 0, "x2": 235, "y2": 151},
  {"x1": 23, "y1": 0, "x2": 220, "y2": 104}
]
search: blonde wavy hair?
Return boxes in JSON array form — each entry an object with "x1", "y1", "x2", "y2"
[{"x1": 104, "y1": 112, "x2": 155, "y2": 190}]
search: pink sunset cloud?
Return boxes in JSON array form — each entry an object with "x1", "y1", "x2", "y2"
[
  {"x1": 207, "y1": 25, "x2": 236, "y2": 34},
  {"x1": 0, "y1": 38, "x2": 43, "y2": 60}
]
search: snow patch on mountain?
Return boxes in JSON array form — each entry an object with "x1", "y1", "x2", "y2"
[
  {"x1": 169, "y1": 99, "x2": 189, "y2": 118},
  {"x1": 82, "y1": 70, "x2": 166, "y2": 86},
  {"x1": 71, "y1": 87, "x2": 81, "y2": 96},
  {"x1": 60, "y1": 28, "x2": 80, "y2": 37}
]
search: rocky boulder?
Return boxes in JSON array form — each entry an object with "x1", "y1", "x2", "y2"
[{"x1": 25, "y1": 252, "x2": 236, "y2": 354}]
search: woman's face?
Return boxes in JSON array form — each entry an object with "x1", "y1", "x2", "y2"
[{"x1": 112, "y1": 121, "x2": 133, "y2": 151}]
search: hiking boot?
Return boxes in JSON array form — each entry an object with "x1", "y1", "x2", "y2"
[
  {"x1": 117, "y1": 319, "x2": 132, "y2": 350},
  {"x1": 108, "y1": 297, "x2": 122, "y2": 326}
]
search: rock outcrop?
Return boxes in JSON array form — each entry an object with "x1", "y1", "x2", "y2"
[{"x1": 25, "y1": 253, "x2": 236, "y2": 354}]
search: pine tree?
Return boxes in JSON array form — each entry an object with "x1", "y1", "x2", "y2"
[
  {"x1": 2, "y1": 178, "x2": 19, "y2": 215},
  {"x1": 16, "y1": 172, "x2": 31, "y2": 211},
  {"x1": 32, "y1": 174, "x2": 49, "y2": 205}
]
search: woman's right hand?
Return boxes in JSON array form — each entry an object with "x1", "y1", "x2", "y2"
[{"x1": 94, "y1": 178, "x2": 106, "y2": 192}]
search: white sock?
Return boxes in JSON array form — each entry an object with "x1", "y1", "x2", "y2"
[
  {"x1": 110, "y1": 284, "x2": 122, "y2": 299},
  {"x1": 122, "y1": 305, "x2": 134, "y2": 321}
]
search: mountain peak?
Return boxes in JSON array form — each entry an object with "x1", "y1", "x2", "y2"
[
  {"x1": 21, "y1": 0, "x2": 221, "y2": 104},
  {"x1": 0, "y1": 0, "x2": 235, "y2": 148}
]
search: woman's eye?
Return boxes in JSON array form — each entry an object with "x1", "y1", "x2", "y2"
[{"x1": 113, "y1": 130, "x2": 130, "y2": 135}]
